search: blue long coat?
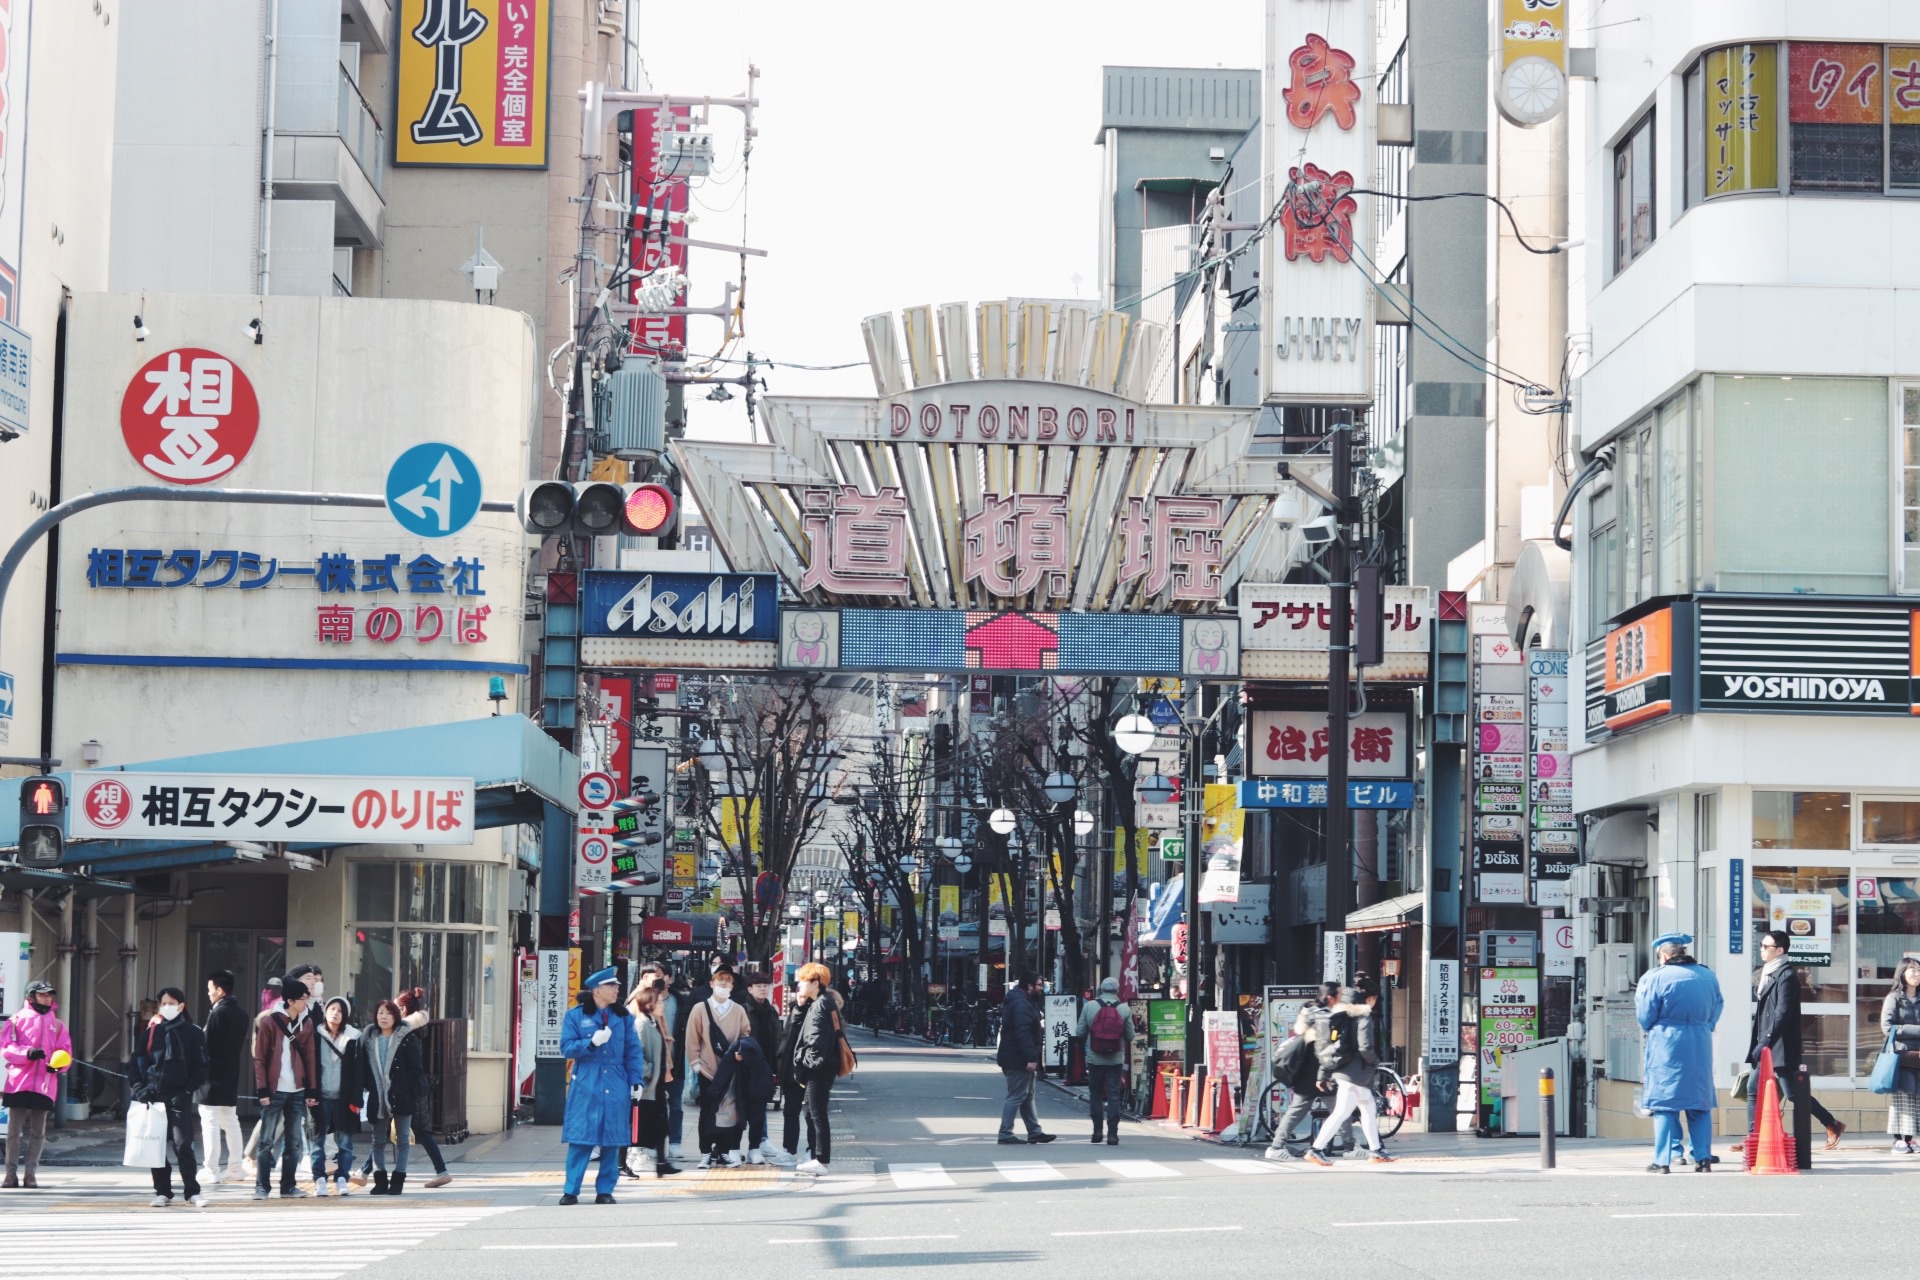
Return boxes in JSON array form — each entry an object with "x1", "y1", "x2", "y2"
[
  {"x1": 1636, "y1": 957, "x2": 1723, "y2": 1112},
  {"x1": 561, "y1": 1002, "x2": 647, "y2": 1147}
]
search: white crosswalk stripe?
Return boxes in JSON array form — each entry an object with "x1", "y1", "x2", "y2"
[
  {"x1": 0, "y1": 1205, "x2": 516, "y2": 1280},
  {"x1": 1098, "y1": 1158, "x2": 1181, "y2": 1179},
  {"x1": 874, "y1": 1155, "x2": 1284, "y2": 1190},
  {"x1": 993, "y1": 1160, "x2": 1065, "y2": 1182},
  {"x1": 887, "y1": 1163, "x2": 957, "y2": 1189},
  {"x1": 1201, "y1": 1157, "x2": 1284, "y2": 1174}
]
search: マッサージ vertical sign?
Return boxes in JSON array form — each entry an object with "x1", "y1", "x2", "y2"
[{"x1": 396, "y1": 0, "x2": 550, "y2": 168}]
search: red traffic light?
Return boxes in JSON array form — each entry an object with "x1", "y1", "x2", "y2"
[
  {"x1": 28, "y1": 780, "x2": 60, "y2": 816},
  {"x1": 622, "y1": 483, "x2": 677, "y2": 536}
]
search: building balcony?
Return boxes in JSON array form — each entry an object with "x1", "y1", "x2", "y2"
[
  {"x1": 341, "y1": 0, "x2": 392, "y2": 53},
  {"x1": 273, "y1": 65, "x2": 385, "y2": 249}
]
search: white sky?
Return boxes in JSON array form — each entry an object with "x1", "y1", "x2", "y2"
[{"x1": 631, "y1": 0, "x2": 1265, "y2": 444}]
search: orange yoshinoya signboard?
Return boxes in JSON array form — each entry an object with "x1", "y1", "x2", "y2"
[
  {"x1": 1603, "y1": 608, "x2": 1675, "y2": 731},
  {"x1": 395, "y1": 0, "x2": 549, "y2": 168}
]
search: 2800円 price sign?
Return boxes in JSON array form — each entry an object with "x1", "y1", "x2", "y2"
[{"x1": 68, "y1": 771, "x2": 477, "y2": 844}]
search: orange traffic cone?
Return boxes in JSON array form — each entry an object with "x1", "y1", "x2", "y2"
[
  {"x1": 1150, "y1": 1065, "x2": 1175, "y2": 1119},
  {"x1": 1746, "y1": 1047, "x2": 1798, "y2": 1175},
  {"x1": 1183, "y1": 1074, "x2": 1201, "y2": 1127},
  {"x1": 1212, "y1": 1077, "x2": 1237, "y2": 1134},
  {"x1": 1198, "y1": 1076, "x2": 1216, "y2": 1131}
]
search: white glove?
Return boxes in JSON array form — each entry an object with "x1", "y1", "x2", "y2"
[
  {"x1": 591, "y1": 1027, "x2": 612, "y2": 1047},
  {"x1": 631, "y1": 1086, "x2": 645, "y2": 1101}
]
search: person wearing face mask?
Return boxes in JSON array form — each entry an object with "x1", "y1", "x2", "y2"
[
  {"x1": 560, "y1": 968, "x2": 646, "y2": 1204},
  {"x1": 685, "y1": 959, "x2": 753, "y2": 1168},
  {"x1": 623, "y1": 967, "x2": 678, "y2": 1178},
  {"x1": 789, "y1": 963, "x2": 846, "y2": 1176},
  {"x1": 310, "y1": 997, "x2": 365, "y2": 1195},
  {"x1": 131, "y1": 987, "x2": 211, "y2": 1207},
  {"x1": 2, "y1": 981, "x2": 71, "y2": 1190},
  {"x1": 739, "y1": 964, "x2": 784, "y2": 1165}
]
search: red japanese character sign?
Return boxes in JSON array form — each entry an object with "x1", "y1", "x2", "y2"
[
  {"x1": 120, "y1": 348, "x2": 260, "y2": 484},
  {"x1": 1279, "y1": 163, "x2": 1358, "y2": 263},
  {"x1": 1247, "y1": 710, "x2": 1410, "y2": 780},
  {"x1": 1285, "y1": 35, "x2": 1361, "y2": 131},
  {"x1": 82, "y1": 778, "x2": 133, "y2": 830}
]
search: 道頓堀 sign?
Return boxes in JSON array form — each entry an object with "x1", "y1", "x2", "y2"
[{"x1": 68, "y1": 771, "x2": 474, "y2": 844}]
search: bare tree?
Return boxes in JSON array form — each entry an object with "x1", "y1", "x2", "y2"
[
  {"x1": 835, "y1": 734, "x2": 936, "y2": 1019},
  {"x1": 696, "y1": 675, "x2": 850, "y2": 962}
]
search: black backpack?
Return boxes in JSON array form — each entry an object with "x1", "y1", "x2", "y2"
[{"x1": 1315, "y1": 1008, "x2": 1358, "y2": 1073}]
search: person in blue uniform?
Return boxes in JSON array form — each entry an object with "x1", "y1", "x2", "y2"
[
  {"x1": 1635, "y1": 932, "x2": 1723, "y2": 1173},
  {"x1": 561, "y1": 967, "x2": 646, "y2": 1205}
]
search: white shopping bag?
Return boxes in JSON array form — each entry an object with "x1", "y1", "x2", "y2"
[{"x1": 122, "y1": 1101, "x2": 168, "y2": 1168}]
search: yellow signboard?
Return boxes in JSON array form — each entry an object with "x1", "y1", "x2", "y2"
[
  {"x1": 1703, "y1": 44, "x2": 1778, "y2": 196},
  {"x1": 720, "y1": 797, "x2": 762, "y2": 852},
  {"x1": 395, "y1": 0, "x2": 550, "y2": 168},
  {"x1": 672, "y1": 852, "x2": 697, "y2": 882},
  {"x1": 938, "y1": 885, "x2": 959, "y2": 925},
  {"x1": 842, "y1": 910, "x2": 860, "y2": 938}
]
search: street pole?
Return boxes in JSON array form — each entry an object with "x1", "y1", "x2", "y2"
[
  {"x1": 1325, "y1": 413, "x2": 1355, "y2": 980},
  {"x1": 1182, "y1": 720, "x2": 1202, "y2": 1070}
]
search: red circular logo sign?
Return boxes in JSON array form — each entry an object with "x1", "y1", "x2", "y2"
[
  {"x1": 120, "y1": 347, "x2": 260, "y2": 484},
  {"x1": 83, "y1": 779, "x2": 132, "y2": 830}
]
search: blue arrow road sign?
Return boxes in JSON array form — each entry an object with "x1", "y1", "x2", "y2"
[{"x1": 386, "y1": 443, "x2": 482, "y2": 538}]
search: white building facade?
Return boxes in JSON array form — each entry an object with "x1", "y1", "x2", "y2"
[{"x1": 1571, "y1": 3, "x2": 1920, "y2": 1138}]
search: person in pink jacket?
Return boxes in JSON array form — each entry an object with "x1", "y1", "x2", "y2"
[{"x1": 2, "y1": 981, "x2": 72, "y2": 1188}]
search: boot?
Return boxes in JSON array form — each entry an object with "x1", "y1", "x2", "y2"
[
  {"x1": 369, "y1": 1170, "x2": 390, "y2": 1196},
  {"x1": 1090, "y1": 1121, "x2": 1104, "y2": 1144},
  {"x1": 388, "y1": 1172, "x2": 406, "y2": 1196},
  {"x1": 2, "y1": 1171, "x2": 16, "y2": 1189}
]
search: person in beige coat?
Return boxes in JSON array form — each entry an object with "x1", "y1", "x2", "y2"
[{"x1": 684, "y1": 959, "x2": 753, "y2": 1168}]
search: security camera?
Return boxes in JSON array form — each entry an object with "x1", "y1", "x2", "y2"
[
  {"x1": 1270, "y1": 488, "x2": 1307, "y2": 527},
  {"x1": 1299, "y1": 513, "x2": 1340, "y2": 544}
]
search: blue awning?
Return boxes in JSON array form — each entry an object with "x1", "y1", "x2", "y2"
[{"x1": 1, "y1": 714, "x2": 579, "y2": 873}]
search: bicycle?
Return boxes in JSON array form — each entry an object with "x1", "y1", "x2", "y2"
[{"x1": 1260, "y1": 1064, "x2": 1410, "y2": 1151}]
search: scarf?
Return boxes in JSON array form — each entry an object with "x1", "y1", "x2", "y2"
[
  {"x1": 367, "y1": 1033, "x2": 397, "y2": 1112},
  {"x1": 1756, "y1": 956, "x2": 1789, "y2": 995}
]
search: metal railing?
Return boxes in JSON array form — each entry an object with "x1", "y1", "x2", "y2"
[{"x1": 337, "y1": 65, "x2": 385, "y2": 196}]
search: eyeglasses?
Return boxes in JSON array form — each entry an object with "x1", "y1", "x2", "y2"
[{"x1": 1759, "y1": 941, "x2": 1782, "y2": 951}]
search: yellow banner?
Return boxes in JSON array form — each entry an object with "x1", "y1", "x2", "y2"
[
  {"x1": 1116, "y1": 829, "x2": 1151, "y2": 875},
  {"x1": 672, "y1": 852, "x2": 696, "y2": 882},
  {"x1": 395, "y1": 0, "x2": 550, "y2": 168},
  {"x1": 1201, "y1": 783, "x2": 1243, "y2": 844},
  {"x1": 720, "y1": 797, "x2": 762, "y2": 853},
  {"x1": 567, "y1": 946, "x2": 581, "y2": 995},
  {"x1": 1500, "y1": 0, "x2": 1567, "y2": 72},
  {"x1": 939, "y1": 884, "x2": 959, "y2": 921},
  {"x1": 1703, "y1": 44, "x2": 1777, "y2": 196},
  {"x1": 842, "y1": 909, "x2": 860, "y2": 937}
]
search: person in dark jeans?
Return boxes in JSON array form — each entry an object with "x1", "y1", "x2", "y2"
[
  {"x1": 995, "y1": 970, "x2": 1054, "y2": 1146},
  {"x1": 132, "y1": 987, "x2": 210, "y2": 1207},
  {"x1": 1074, "y1": 977, "x2": 1129, "y2": 1144},
  {"x1": 1745, "y1": 929, "x2": 1846, "y2": 1156},
  {"x1": 311, "y1": 997, "x2": 365, "y2": 1195},
  {"x1": 252, "y1": 977, "x2": 318, "y2": 1200},
  {"x1": 789, "y1": 962, "x2": 843, "y2": 1175}
]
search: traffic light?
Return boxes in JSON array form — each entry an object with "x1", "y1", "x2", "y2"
[
  {"x1": 17, "y1": 776, "x2": 65, "y2": 867},
  {"x1": 516, "y1": 481, "x2": 676, "y2": 537}
]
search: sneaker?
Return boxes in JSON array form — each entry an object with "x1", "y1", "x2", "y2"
[
  {"x1": 424, "y1": 1173, "x2": 451, "y2": 1188},
  {"x1": 190, "y1": 1194, "x2": 210, "y2": 1208},
  {"x1": 1304, "y1": 1149, "x2": 1333, "y2": 1168},
  {"x1": 695, "y1": 1153, "x2": 716, "y2": 1170},
  {"x1": 746, "y1": 1149, "x2": 764, "y2": 1165},
  {"x1": 764, "y1": 1148, "x2": 796, "y2": 1166},
  {"x1": 203, "y1": 1170, "x2": 221, "y2": 1187},
  {"x1": 795, "y1": 1158, "x2": 827, "y2": 1175},
  {"x1": 1027, "y1": 1132, "x2": 1056, "y2": 1145},
  {"x1": 667, "y1": 1144, "x2": 685, "y2": 1161},
  {"x1": 758, "y1": 1141, "x2": 785, "y2": 1163},
  {"x1": 149, "y1": 1195, "x2": 171, "y2": 1208},
  {"x1": 723, "y1": 1151, "x2": 744, "y2": 1167},
  {"x1": 282, "y1": 1186, "x2": 310, "y2": 1199},
  {"x1": 1262, "y1": 1146, "x2": 1296, "y2": 1163},
  {"x1": 252, "y1": 1186, "x2": 270, "y2": 1201},
  {"x1": 1896, "y1": 1139, "x2": 1912, "y2": 1154},
  {"x1": 1369, "y1": 1151, "x2": 1397, "y2": 1165},
  {"x1": 335, "y1": 1177, "x2": 351, "y2": 1196},
  {"x1": 1694, "y1": 1160, "x2": 1713, "y2": 1172},
  {"x1": 316, "y1": 1179, "x2": 333, "y2": 1197}
]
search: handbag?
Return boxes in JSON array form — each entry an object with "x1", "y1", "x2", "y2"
[
  {"x1": 1731, "y1": 1066, "x2": 1751, "y2": 1101},
  {"x1": 122, "y1": 1101, "x2": 169, "y2": 1168},
  {"x1": 1870, "y1": 1029, "x2": 1903, "y2": 1095},
  {"x1": 832, "y1": 1008, "x2": 858, "y2": 1079}
]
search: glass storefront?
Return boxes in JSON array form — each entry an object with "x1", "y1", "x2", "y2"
[{"x1": 348, "y1": 860, "x2": 500, "y2": 1051}]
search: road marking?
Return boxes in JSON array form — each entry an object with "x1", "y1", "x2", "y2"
[
  {"x1": 1611, "y1": 1213, "x2": 1799, "y2": 1219},
  {"x1": 1099, "y1": 1159, "x2": 1180, "y2": 1179},
  {"x1": 1335, "y1": 1218, "x2": 1519, "y2": 1227},
  {"x1": 995, "y1": 1161, "x2": 1065, "y2": 1182},
  {"x1": 887, "y1": 1163, "x2": 957, "y2": 1189},
  {"x1": 485, "y1": 1243, "x2": 680, "y2": 1250},
  {"x1": 770, "y1": 1234, "x2": 959, "y2": 1244},
  {"x1": 1054, "y1": 1226, "x2": 1243, "y2": 1237},
  {"x1": 1201, "y1": 1158, "x2": 1282, "y2": 1174}
]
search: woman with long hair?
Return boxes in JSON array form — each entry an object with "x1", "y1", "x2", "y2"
[
  {"x1": 1882, "y1": 957, "x2": 1920, "y2": 1153},
  {"x1": 363, "y1": 999, "x2": 424, "y2": 1195},
  {"x1": 790, "y1": 962, "x2": 844, "y2": 1176},
  {"x1": 625, "y1": 966, "x2": 678, "y2": 1178},
  {"x1": 393, "y1": 988, "x2": 452, "y2": 1188}
]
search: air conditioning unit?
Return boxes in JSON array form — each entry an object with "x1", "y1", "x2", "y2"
[
  {"x1": 1586, "y1": 942, "x2": 1636, "y2": 995},
  {"x1": 598, "y1": 361, "x2": 667, "y2": 462}
]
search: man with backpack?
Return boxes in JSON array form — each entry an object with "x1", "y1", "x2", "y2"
[
  {"x1": 1074, "y1": 977, "x2": 1130, "y2": 1144},
  {"x1": 1304, "y1": 986, "x2": 1394, "y2": 1166},
  {"x1": 1264, "y1": 982, "x2": 1340, "y2": 1162}
]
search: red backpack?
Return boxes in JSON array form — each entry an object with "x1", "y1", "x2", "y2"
[{"x1": 1088, "y1": 1001, "x2": 1126, "y2": 1055}]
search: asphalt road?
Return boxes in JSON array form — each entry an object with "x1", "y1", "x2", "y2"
[{"x1": 5, "y1": 1030, "x2": 1913, "y2": 1279}]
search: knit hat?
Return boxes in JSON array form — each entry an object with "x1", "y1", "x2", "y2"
[
  {"x1": 325, "y1": 995, "x2": 352, "y2": 1016},
  {"x1": 280, "y1": 978, "x2": 309, "y2": 1002},
  {"x1": 1098, "y1": 976, "x2": 1119, "y2": 995}
]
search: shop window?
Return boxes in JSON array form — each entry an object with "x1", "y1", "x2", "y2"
[
  {"x1": 1709, "y1": 376, "x2": 1889, "y2": 594},
  {"x1": 348, "y1": 861, "x2": 498, "y2": 1051},
  {"x1": 1614, "y1": 111, "x2": 1657, "y2": 272},
  {"x1": 1750, "y1": 868, "x2": 1850, "y2": 1076},
  {"x1": 1586, "y1": 482, "x2": 1619, "y2": 639},
  {"x1": 1899, "y1": 385, "x2": 1920, "y2": 590},
  {"x1": 1789, "y1": 43, "x2": 1886, "y2": 192},
  {"x1": 1856, "y1": 876, "x2": 1920, "y2": 1072},
  {"x1": 1591, "y1": 384, "x2": 1697, "y2": 630},
  {"x1": 1863, "y1": 799, "x2": 1920, "y2": 846},
  {"x1": 1753, "y1": 791, "x2": 1852, "y2": 850},
  {"x1": 1686, "y1": 44, "x2": 1779, "y2": 206}
]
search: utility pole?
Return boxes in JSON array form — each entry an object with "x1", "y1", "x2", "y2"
[{"x1": 1324, "y1": 412, "x2": 1356, "y2": 980}]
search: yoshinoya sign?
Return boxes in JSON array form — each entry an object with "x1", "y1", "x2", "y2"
[
  {"x1": 69, "y1": 771, "x2": 476, "y2": 844},
  {"x1": 1698, "y1": 601, "x2": 1910, "y2": 714},
  {"x1": 1603, "y1": 606, "x2": 1681, "y2": 731}
]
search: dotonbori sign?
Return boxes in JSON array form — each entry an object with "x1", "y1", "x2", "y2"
[
  {"x1": 68, "y1": 771, "x2": 476, "y2": 844},
  {"x1": 666, "y1": 304, "x2": 1316, "y2": 676}
]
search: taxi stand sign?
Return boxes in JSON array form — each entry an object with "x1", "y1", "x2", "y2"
[{"x1": 68, "y1": 771, "x2": 474, "y2": 844}]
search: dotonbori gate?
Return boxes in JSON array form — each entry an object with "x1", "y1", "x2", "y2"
[{"x1": 583, "y1": 302, "x2": 1324, "y2": 678}]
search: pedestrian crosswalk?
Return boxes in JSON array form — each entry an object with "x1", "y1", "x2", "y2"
[
  {"x1": 0, "y1": 1205, "x2": 517, "y2": 1280},
  {"x1": 876, "y1": 1154, "x2": 1289, "y2": 1191}
]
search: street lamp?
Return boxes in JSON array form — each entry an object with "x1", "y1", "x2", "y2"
[
  {"x1": 1138, "y1": 771, "x2": 1175, "y2": 805},
  {"x1": 1073, "y1": 809, "x2": 1095, "y2": 837},
  {"x1": 1042, "y1": 771, "x2": 1077, "y2": 805},
  {"x1": 988, "y1": 808, "x2": 1017, "y2": 835},
  {"x1": 698, "y1": 738, "x2": 725, "y2": 774},
  {"x1": 1113, "y1": 714, "x2": 1157, "y2": 756}
]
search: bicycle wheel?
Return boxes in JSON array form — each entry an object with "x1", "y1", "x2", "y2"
[{"x1": 1374, "y1": 1067, "x2": 1408, "y2": 1139}]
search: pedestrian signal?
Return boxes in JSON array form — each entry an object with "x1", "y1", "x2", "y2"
[{"x1": 17, "y1": 776, "x2": 65, "y2": 867}]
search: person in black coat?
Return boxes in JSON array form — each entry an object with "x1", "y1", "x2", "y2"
[
  {"x1": 789, "y1": 963, "x2": 844, "y2": 1174},
  {"x1": 311, "y1": 997, "x2": 367, "y2": 1194},
  {"x1": 776, "y1": 991, "x2": 812, "y2": 1162},
  {"x1": 199, "y1": 969, "x2": 249, "y2": 1184},
  {"x1": 1746, "y1": 929, "x2": 1844, "y2": 1150},
  {"x1": 995, "y1": 971, "x2": 1054, "y2": 1145},
  {"x1": 739, "y1": 965, "x2": 783, "y2": 1164},
  {"x1": 133, "y1": 987, "x2": 210, "y2": 1206}
]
